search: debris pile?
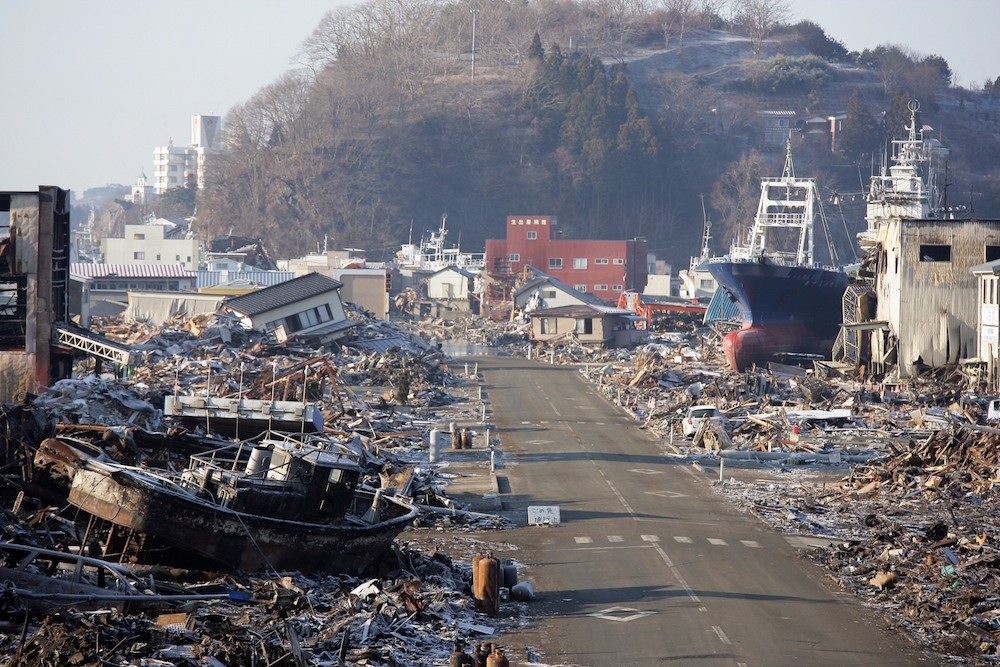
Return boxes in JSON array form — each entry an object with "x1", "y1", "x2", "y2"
[{"x1": 6, "y1": 545, "x2": 521, "y2": 667}]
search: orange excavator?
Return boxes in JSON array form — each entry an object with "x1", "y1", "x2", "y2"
[{"x1": 616, "y1": 291, "x2": 708, "y2": 330}]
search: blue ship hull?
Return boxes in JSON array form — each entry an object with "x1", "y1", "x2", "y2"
[{"x1": 708, "y1": 259, "x2": 849, "y2": 370}]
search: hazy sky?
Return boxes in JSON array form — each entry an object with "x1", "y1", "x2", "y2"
[{"x1": 2, "y1": 0, "x2": 997, "y2": 197}]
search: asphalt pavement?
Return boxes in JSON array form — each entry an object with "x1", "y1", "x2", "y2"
[{"x1": 470, "y1": 356, "x2": 926, "y2": 667}]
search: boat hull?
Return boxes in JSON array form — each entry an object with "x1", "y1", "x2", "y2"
[
  {"x1": 68, "y1": 464, "x2": 417, "y2": 575},
  {"x1": 709, "y1": 260, "x2": 848, "y2": 371}
]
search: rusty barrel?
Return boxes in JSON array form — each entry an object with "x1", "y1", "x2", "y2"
[
  {"x1": 486, "y1": 647, "x2": 509, "y2": 667},
  {"x1": 473, "y1": 554, "x2": 500, "y2": 616}
]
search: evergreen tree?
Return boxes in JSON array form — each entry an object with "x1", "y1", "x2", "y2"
[
  {"x1": 885, "y1": 87, "x2": 915, "y2": 140},
  {"x1": 840, "y1": 89, "x2": 878, "y2": 160},
  {"x1": 528, "y1": 32, "x2": 544, "y2": 61}
]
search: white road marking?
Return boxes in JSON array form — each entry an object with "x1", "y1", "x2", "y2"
[
  {"x1": 741, "y1": 540, "x2": 761, "y2": 548},
  {"x1": 712, "y1": 626, "x2": 731, "y2": 645},
  {"x1": 574, "y1": 536, "x2": 593, "y2": 544},
  {"x1": 608, "y1": 535, "x2": 623, "y2": 542},
  {"x1": 707, "y1": 538, "x2": 728, "y2": 546},
  {"x1": 649, "y1": 541, "x2": 701, "y2": 605},
  {"x1": 521, "y1": 421, "x2": 532, "y2": 424},
  {"x1": 673, "y1": 536, "x2": 693, "y2": 543},
  {"x1": 628, "y1": 468, "x2": 664, "y2": 475},
  {"x1": 596, "y1": 422, "x2": 605, "y2": 425},
  {"x1": 606, "y1": 480, "x2": 637, "y2": 517},
  {"x1": 577, "y1": 421, "x2": 586, "y2": 424},
  {"x1": 524, "y1": 440, "x2": 553, "y2": 445},
  {"x1": 645, "y1": 490, "x2": 687, "y2": 498},
  {"x1": 641, "y1": 534, "x2": 660, "y2": 542},
  {"x1": 587, "y1": 606, "x2": 655, "y2": 623},
  {"x1": 548, "y1": 402, "x2": 561, "y2": 416}
]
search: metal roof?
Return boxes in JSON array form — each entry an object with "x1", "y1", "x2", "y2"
[
  {"x1": 346, "y1": 336, "x2": 420, "y2": 354},
  {"x1": 293, "y1": 318, "x2": 357, "y2": 339},
  {"x1": 225, "y1": 272, "x2": 344, "y2": 317},
  {"x1": 71, "y1": 263, "x2": 195, "y2": 278}
]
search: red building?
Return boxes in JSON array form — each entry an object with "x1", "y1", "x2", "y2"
[{"x1": 485, "y1": 216, "x2": 647, "y2": 302}]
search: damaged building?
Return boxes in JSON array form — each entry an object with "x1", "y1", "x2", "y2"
[
  {"x1": 872, "y1": 218, "x2": 1000, "y2": 377},
  {"x1": 0, "y1": 187, "x2": 72, "y2": 402}
]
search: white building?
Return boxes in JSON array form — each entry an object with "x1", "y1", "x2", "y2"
[
  {"x1": 125, "y1": 169, "x2": 153, "y2": 206},
  {"x1": 153, "y1": 115, "x2": 221, "y2": 194},
  {"x1": 101, "y1": 219, "x2": 201, "y2": 269},
  {"x1": 973, "y1": 259, "x2": 1000, "y2": 390}
]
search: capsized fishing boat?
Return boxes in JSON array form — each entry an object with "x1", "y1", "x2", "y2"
[
  {"x1": 708, "y1": 140, "x2": 849, "y2": 371},
  {"x1": 34, "y1": 432, "x2": 417, "y2": 575}
]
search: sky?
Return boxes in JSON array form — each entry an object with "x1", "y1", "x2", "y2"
[{"x1": 1, "y1": 0, "x2": 998, "y2": 197}]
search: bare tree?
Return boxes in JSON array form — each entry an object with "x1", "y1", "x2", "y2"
[
  {"x1": 874, "y1": 44, "x2": 914, "y2": 96},
  {"x1": 734, "y1": 0, "x2": 790, "y2": 56},
  {"x1": 709, "y1": 149, "x2": 765, "y2": 248},
  {"x1": 664, "y1": 0, "x2": 696, "y2": 46}
]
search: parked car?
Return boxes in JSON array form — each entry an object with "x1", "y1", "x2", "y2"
[{"x1": 681, "y1": 405, "x2": 729, "y2": 438}]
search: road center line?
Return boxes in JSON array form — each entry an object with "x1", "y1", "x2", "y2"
[
  {"x1": 606, "y1": 479, "x2": 636, "y2": 518},
  {"x1": 650, "y1": 540, "x2": 702, "y2": 605},
  {"x1": 548, "y1": 401, "x2": 561, "y2": 416},
  {"x1": 712, "y1": 626, "x2": 731, "y2": 645}
]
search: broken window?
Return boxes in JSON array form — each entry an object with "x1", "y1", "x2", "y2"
[
  {"x1": 919, "y1": 245, "x2": 951, "y2": 262},
  {"x1": 575, "y1": 318, "x2": 593, "y2": 334},
  {"x1": 0, "y1": 276, "x2": 27, "y2": 350}
]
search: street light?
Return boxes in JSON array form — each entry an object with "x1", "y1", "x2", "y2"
[{"x1": 470, "y1": 8, "x2": 480, "y2": 81}]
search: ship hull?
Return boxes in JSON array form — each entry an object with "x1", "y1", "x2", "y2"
[{"x1": 709, "y1": 259, "x2": 848, "y2": 371}]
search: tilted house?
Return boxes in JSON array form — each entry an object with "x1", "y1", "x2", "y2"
[{"x1": 224, "y1": 272, "x2": 356, "y2": 344}]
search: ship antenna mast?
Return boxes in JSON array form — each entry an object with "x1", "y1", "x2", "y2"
[{"x1": 698, "y1": 194, "x2": 712, "y2": 263}]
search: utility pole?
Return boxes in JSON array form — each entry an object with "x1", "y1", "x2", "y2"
[{"x1": 470, "y1": 8, "x2": 480, "y2": 81}]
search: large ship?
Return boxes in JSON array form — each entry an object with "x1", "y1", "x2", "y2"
[{"x1": 709, "y1": 140, "x2": 849, "y2": 371}]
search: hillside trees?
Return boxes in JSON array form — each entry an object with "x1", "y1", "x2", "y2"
[
  {"x1": 884, "y1": 87, "x2": 916, "y2": 140},
  {"x1": 708, "y1": 148, "x2": 764, "y2": 248},
  {"x1": 734, "y1": 0, "x2": 790, "y2": 56},
  {"x1": 840, "y1": 89, "x2": 879, "y2": 160}
]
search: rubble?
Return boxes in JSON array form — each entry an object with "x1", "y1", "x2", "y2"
[
  {"x1": 5, "y1": 545, "x2": 521, "y2": 667},
  {"x1": 0, "y1": 308, "x2": 525, "y2": 666}
]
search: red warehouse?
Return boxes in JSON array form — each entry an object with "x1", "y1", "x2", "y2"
[{"x1": 485, "y1": 216, "x2": 647, "y2": 302}]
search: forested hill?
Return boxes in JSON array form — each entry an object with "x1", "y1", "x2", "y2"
[{"x1": 193, "y1": 0, "x2": 1000, "y2": 267}]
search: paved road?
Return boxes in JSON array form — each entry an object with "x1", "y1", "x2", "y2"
[{"x1": 479, "y1": 357, "x2": 924, "y2": 667}]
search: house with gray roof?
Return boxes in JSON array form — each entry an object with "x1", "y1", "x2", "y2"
[
  {"x1": 224, "y1": 272, "x2": 356, "y2": 343},
  {"x1": 513, "y1": 269, "x2": 608, "y2": 312}
]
